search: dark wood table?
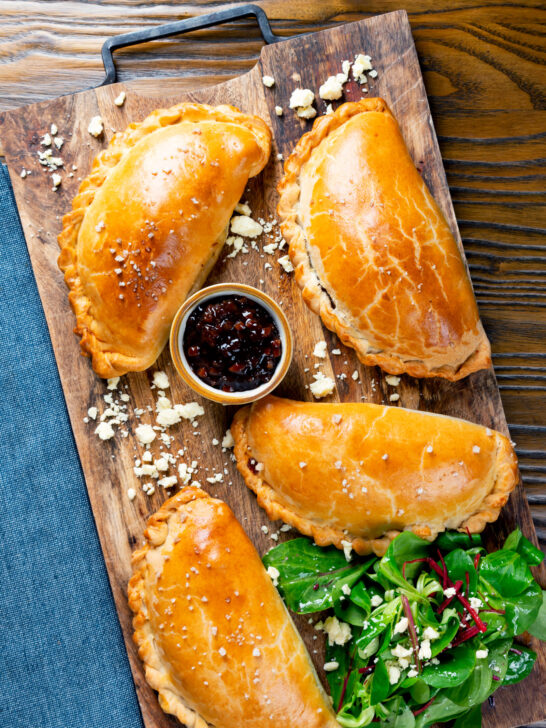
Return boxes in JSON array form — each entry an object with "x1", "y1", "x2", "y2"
[
  {"x1": 0, "y1": 2, "x2": 544, "y2": 726},
  {"x1": 1, "y1": 0, "x2": 543, "y2": 543}
]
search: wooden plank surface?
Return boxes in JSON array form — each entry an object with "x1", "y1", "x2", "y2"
[
  {"x1": 0, "y1": 0, "x2": 544, "y2": 547},
  {"x1": 0, "y1": 6, "x2": 544, "y2": 728}
]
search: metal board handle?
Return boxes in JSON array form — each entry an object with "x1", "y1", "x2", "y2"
[{"x1": 100, "y1": 4, "x2": 290, "y2": 86}]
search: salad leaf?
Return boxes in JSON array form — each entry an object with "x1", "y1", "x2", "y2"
[
  {"x1": 453, "y1": 704, "x2": 482, "y2": 727},
  {"x1": 528, "y1": 590, "x2": 546, "y2": 640},
  {"x1": 356, "y1": 598, "x2": 401, "y2": 651},
  {"x1": 414, "y1": 694, "x2": 468, "y2": 727},
  {"x1": 377, "y1": 532, "x2": 430, "y2": 602},
  {"x1": 479, "y1": 550, "x2": 535, "y2": 596},
  {"x1": 370, "y1": 657, "x2": 390, "y2": 705},
  {"x1": 421, "y1": 644, "x2": 476, "y2": 688},
  {"x1": 485, "y1": 638, "x2": 511, "y2": 689},
  {"x1": 503, "y1": 646, "x2": 536, "y2": 685},
  {"x1": 504, "y1": 582, "x2": 543, "y2": 636},
  {"x1": 437, "y1": 531, "x2": 482, "y2": 552},
  {"x1": 445, "y1": 657, "x2": 492, "y2": 708},
  {"x1": 325, "y1": 641, "x2": 352, "y2": 708},
  {"x1": 503, "y1": 527, "x2": 544, "y2": 566},
  {"x1": 262, "y1": 538, "x2": 372, "y2": 613},
  {"x1": 444, "y1": 549, "x2": 478, "y2": 595}
]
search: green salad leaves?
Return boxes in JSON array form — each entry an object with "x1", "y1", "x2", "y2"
[{"x1": 263, "y1": 528, "x2": 545, "y2": 727}]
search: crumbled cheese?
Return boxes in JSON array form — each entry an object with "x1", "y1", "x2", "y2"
[
  {"x1": 473, "y1": 445, "x2": 481, "y2": 454},
  {"x1": 218, "y1": 646, "x2": 227, "y2": 657},
  {"x1": 255, "y1": 462, "x2": 264, "y2": 472},
  {"x1": 371, "y1": 595, "x2": 383, "y2": 607},
  {"x1": 153, "y1": 371, "x2": 170, "y2": 389},
  {"x1": 385, "y1": 375, "x2": 401, "y2": 386},
  {"x1": 408, "y1": 668, "x2": 418, "y2": 678},
  {"x1": 95, "y1": 421, "x2": 115, "y2": 440},
  {"x1": 325, "y1": 103, "x2": 334, "y2": 115},
  {"x1": 382, "y1": 453, "x2": 389, "y2": 461},
  {"x1": 87, "y1": 406, "x2": 98, "y2": 420},
  {"x1": 369, "y1": 69, "x2": 378, "y2": 79},
  {"x1": 230, "y1": 215, "x2": 263, "y2": 238},
  {"x1": 87, "y1": 115, "x2": 104, "y2": 137},
  {"x1": 234, "y1": 202, "x2": 251, "y2": 216},
  {"x1": 332, "y1": 414, "x2": 342, "y2": 425},
  {"x1": 51, "y1": 173, "x2": 62, "y2": 189},
  {"x1": 418, "y1": 639, "x2": 432, "y2": 660},
  {"x1": 394, "y1": 617, "x2": 409, "y2": 634},
  {"x1": 469, "y1": 597, "x2": 482, "y2": 610},
  {"x1": 387, "y1": 664, "x2": 400, "y2": 685},
  {"x1": 114, "y1": 91, "x2": 126, "y2": 106},
  {"x1": 106, "y1": 376, "x2": 120, "y2": 390},
  {"x1": 485, "y1": 427, "x2": 493, "y2": 437},
  {"x1": 156, "y1": 408, "x2": 182, "y2": 427},
  {"x1": 352, "y1": 370, "x2": 359, "y2": 381},
  {"x1": 222, "y1": 429, "x2": 235, "y2": 449},
  {"x1": 389, "y1": 393, "x2": 400, "y2": 402},
  {"x1": 352, "y1": 54, "x2": 373, "y2": 82},
  {"x1": 135, "y1": 424, "x2": 156, "y2": 445},
  {"x1": 296, "y1": 105, "x2": 317, "y2": 119},
  {"x1": 310, "y1": 372, "x2": 335, "y2": 399},
  {"x1": 341, "y1": 584, "x2": 351, "y2": 596},
  {"x1": 423, "y1": 626, "x2": 440, "y2": 641},
  {"x1": 158, "y1": 475, "x2": 177, "y2": 489},
  {"x1": 289, "y1": 88, "x2": 315, "y2": 109},
  {"x1": 340, "y1": 539, "x2": 353, "y2": 562},
  {"x1": 278, "y1": 255, "x2": 294, "y2": 273},
  {"x1": 313, "y1": 341, "x2": 327, "y2": 358},
  {"x1": 322, "y1": 616, "x2": 352, "y2": 646},
  {"x1": 174, "y1": 402, "x2": 205, "y2": 420},
  {"x1": 127, "y1": 487, "x2": 136, "y2": 501},
  {"x1": 443, "y1": 587, "x2": 456, "y2": 598},
  {"x1": 252, "y1": 647, "x2": 261, "y2": 657},
  {"x1": 155, "y1": 457, "x2": 169, "y2": 472},
  {"x1": 299, "y1": 461, "x2": 307, "y2": 469},
  {"x1": 262, "y1": 75, "x2": 275, "y2": 88},
  {"x1": 323, "y1": 661, "x2": 339, "y2": 672},
  {"x1": 267, "y1": 566, "x2": 280, "y2": 586},
  {"x1": 319, "y1": 75, "x2": 343, "y2": 100},
  {"x1": 275, "y1": 106, "x2": 283, "y2": 116},
  {"x1": 392, "y1": 644, "x2": 413, "y2": 659},
  {"x1": 426, "y1": 445, "x2": 434, "y2": 453},
  {"x1": 476, "y1": 648, "x2": 489, "y2": 659}
]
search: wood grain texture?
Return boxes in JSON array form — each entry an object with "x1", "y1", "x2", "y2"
[
  {"x1": 0, "y1": 0, "x2": 544, "y2": 543},
  {"x1": 0, "y1": 4, "x2": 544, "y2": 728}
]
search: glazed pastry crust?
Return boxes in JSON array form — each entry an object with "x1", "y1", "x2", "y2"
[
  {"x1": 128, "y1": 487, "x2": 340, "y2": 728},
  {"x1": 59, "y1": 102, "x2": 271, "y2": 378},
  {"x1": 232, "y1": 396, "x2": 518, "y2": 556},
  {"x1": 277, "y1": 98, "x2": 491, "y2": 381}
]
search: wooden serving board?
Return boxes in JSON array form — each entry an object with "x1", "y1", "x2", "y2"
[{"x1": 0, "y1": 10, "x2": 544, "y2": 728}]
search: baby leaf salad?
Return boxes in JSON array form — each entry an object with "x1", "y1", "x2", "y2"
[{"x1": 263, "y1": 528, "x2": 546, "y2": 727}]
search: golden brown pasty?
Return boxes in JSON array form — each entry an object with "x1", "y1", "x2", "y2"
[
  {"x1": 128, "y1": 487, "x2": 340, "y2": 728},
  {"x1": 277, "y1": 98, "x2": 491, "y2": 380},
  {"x1": 232, "y1": 396, "x2": 518, "y2": 556},
  {"x1": 59, "y1": 103, "x2": 271, "y2": 378}
]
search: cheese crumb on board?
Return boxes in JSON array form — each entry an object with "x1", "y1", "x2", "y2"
[
  {"x1": 310, "y1": 372, "x2": 335, "y2": 399},
  {"x1": 222, "y1": 429, "x2": 235, "y2": 449},
  {"x1": 87, "y1": 115, "x2": 104, "y2": 137},
  {"x1": 289, "y1": 88, "x2": 316, "y2": 119},
  {"x1": 95, "y1": 421, "x2": 115, "y2": 440},
  {"x1": 234, "y1": 201, "x2": 251, "y2": 216},
  {"x1": 275, "y1": 105, "x2": 283, "y2": 116},
  {"x1": 135, "y1": 424, "x2": 156, "y2": 445},
  {"x1": 313, "y1": 341, "x2": 327, "y2": 358},
  {"x1": 385, "y1": 375, "x2": 401, "y2": 386},
  {"x1": 277, "y1": 255, "x2": 294, "y2": 273},
  {"x1": 153, "y1": 371, "x2": 170, "y2": 389},
  {"x1": 230, "y1": 215, "x2": 263, "y2": 238},
  {"x1": 114, "y1": 91, "x2": 126, "y2": 106},
  {"x1": 262, "y1": 75, "x2": 275, "y2": 88},
  {"x1": 319, "y1": 75, "x2": 343, "y2": 100}
]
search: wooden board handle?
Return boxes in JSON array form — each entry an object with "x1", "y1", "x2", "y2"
[{"x1": 99, "y1": 4, "x2": 291, "y2": 86}]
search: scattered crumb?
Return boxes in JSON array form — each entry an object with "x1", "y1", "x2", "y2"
[
  {"x1": 114, "y1": 91, "x2": 126, "y2": 106},
  {"x1": 87, "y1": 115, "x2": 104, "y2": 137},
  {"x1": 310, "y1": 372, "x2": 335, "y2": 399},
  {"x1": 262, "y1": 75, "x2": 275, "y2": 88},
  {"x1": 385, "y1": 375, "x2": 400, "y2": 386},
  {"x1": 278, "y1": 255, "x2": 293, "y2": 273},
  {"x1": 275, "y1": 106, "x2": 283, "y2": 116},
  {"x1": 313, "y1": 341, "x2": 327, "y2": 358}
]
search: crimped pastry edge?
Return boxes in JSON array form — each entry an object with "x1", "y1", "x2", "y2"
[
  {"x1": 58, "y1": 102, "x2": 271, "y2": 378},
  {"x1": 276, "y1": 98, "x2": 491, "y2": 381},
  {"x1": 128, "y1": 486, "x2": 212, "y2": 728},
  {"x1": 231, "y1": 404, "x2": 519, "y2": 557}
]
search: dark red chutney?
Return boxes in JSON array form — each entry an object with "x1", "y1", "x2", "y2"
[{"x1": 183, "y1": 295, "x2": 282, "y2": 392}]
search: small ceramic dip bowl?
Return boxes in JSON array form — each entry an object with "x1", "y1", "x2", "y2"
[{"x1": 170, "y1": 283, "x2": 293, "y2": 404}]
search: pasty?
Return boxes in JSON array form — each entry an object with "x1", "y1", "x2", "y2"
[
  {"x1": 59, "y1": 103, "x2": 271, "y2": 378},
  {"x1": 232, "y1": 396, "x2": 518, "y2": 556},
  {"x1": 128, "y1": 487, "x2": 340, "y2": 728},
  {"x1": 277, "y1": 98, "x2": 490, "y2": 380}
]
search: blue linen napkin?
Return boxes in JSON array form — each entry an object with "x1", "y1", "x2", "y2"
[{"x1": 0, "y1": 164, "x2": 143, "y2": 728}]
